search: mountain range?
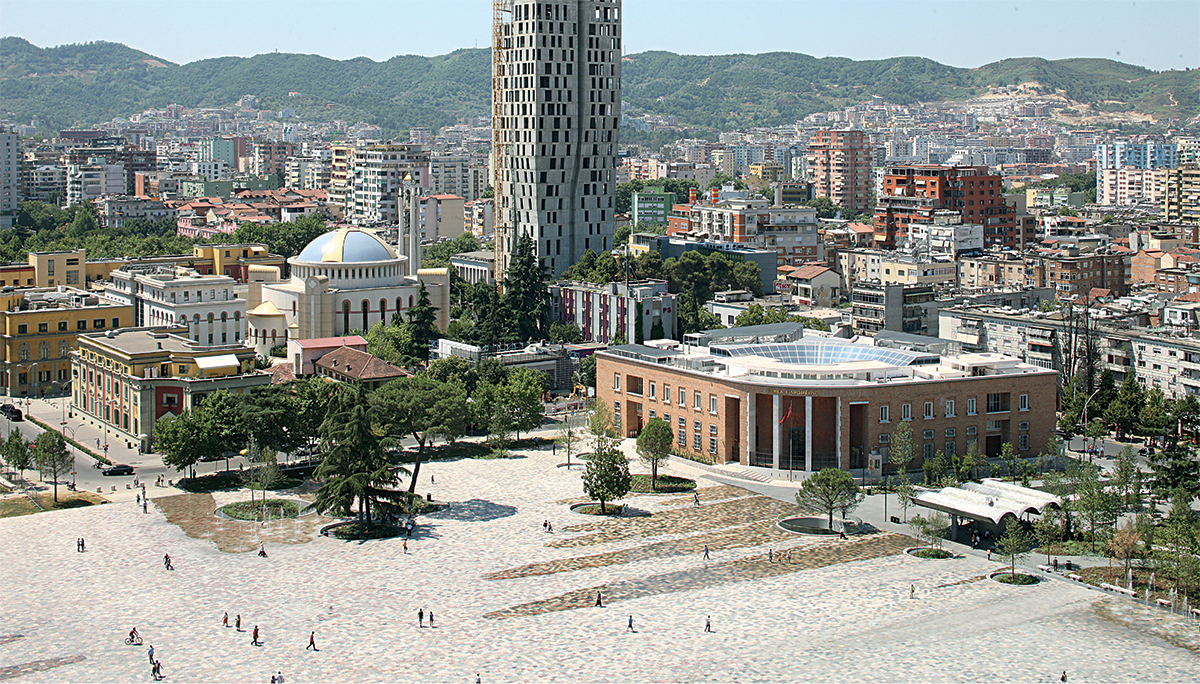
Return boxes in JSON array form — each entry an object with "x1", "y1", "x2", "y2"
[{"x1": 1, "y1": 37, "x2": 1196, "y2": 136}]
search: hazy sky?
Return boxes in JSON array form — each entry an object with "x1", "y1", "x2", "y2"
[{"x1": 2, "y1": 0, "x2": 1197, "y2": 71}]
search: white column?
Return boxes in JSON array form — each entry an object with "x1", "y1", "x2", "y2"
[
  {"x1": 772, "y1": 394, "x2": 782, "y2": 470},
  {"x1": 835, "y1": 397, "x2": 843, "y2": 470},
  {"x1": 805, "y1": 395, "x2": 814, "y2": 472},
  {"x1": 746, "y1": 392, "x2": 756, "y2": 465}
]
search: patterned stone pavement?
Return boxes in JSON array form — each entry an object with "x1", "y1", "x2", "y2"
[{"x1": 0, "y1": 446, "x2": 1196, "y2": 683}]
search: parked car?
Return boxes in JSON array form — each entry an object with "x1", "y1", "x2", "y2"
[
  {"x1": 0, "y1": 404, "x2": 23, "y2": 421},
  {"x1": 102, "y1": 464, "x2": 134, "y2": 476}
]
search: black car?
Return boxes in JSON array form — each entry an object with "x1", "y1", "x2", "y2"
[
  {"x1": 0, "y1": 404, "x2": 23, "y2": 421},
  {"x1": 102, "y1": 464, "x2": 134, "y2": 476}
]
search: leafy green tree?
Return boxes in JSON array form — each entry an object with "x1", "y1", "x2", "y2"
[
  {"x1": 34, "y1": 431, "x2": 72, "y2": 503},
  {"x1": 1136, "y1": 386, "x2": 1170, "y2": 440},
  {"x1": 292, "y1": 376, "x2": 337, "y2": 449},
  {"x1": 907, "y1": 512, "x2": 949, "y2": 550},
  {"x1": 1073, "y1": 461, "x2": 1120, "y2": 552},
  {"x1": 548, "y1": 322, "x2": 583, "y2": 344},
  {"x1": 503, "y1": 233, "x2": 549, "y2": 343},
  {"x1": 994, "y1": 519, "x2": 1034, "y2": 580},
  {"x1": 154, "y1": 410, "x2": 214, "y2": 475},
  {"x1": 923, "y1": 449, "x2": 949, "y2": 486},
  {"x1": 469, "y1": 357, "x2": 509, "y2": 388},
  {"x1": 367, "y1": 320, "x2": 417, "y2": 366},
  {"x1": 805, "y1": 197, "x2": 841, "y2": 219},
  {"x1": 372, "y1": 376, "x2": 468, "y2": 493},
  {"x1": 3, "y1": 430, "x2": 33, "y2": 482},
  {"x1": 1156, "y1": 488, "x2": 1200, "y2": 600},
  {"x1": 794, "y1": 467, "x2": 863, "y2": 529},
  {"x1": 959, "y1": 440, "x2": 985, "y2": 482},
  {"x1": 1148, "y1": 442, "x2": 1200, "y2": 500},
  {"x1": 588, "y1": 400, "x2": 619, "y2": 447},
  {"x1": 1033, "y1": 515, "x2": 1059, "y2": 564},
  {"x1": 1111, "y1": 446, "x2": 1144, "y2": 511},
  {"x1": 636, "y1": 417, "x2": 673, "y2": 490},
  {"x1": 242, "y1": 385, "x2": 302, "y2": 456},
  {"x1": 501, "y1": 367, "x2": 547, "y2": 440},
  {"x1": 1107, "y1": 519, "x2": 1143, "y2": 576},
  {"x1": 577, "y1": 353, "x2": 597, "y2": 390},
  {"x1": 888, "y1": 419, "x2": 914, "y2": 483},
  {"x1": 999, "y1": 441, "x2": 1020, "y2": 482},
  {"x1": 1104, "y1": 375, "x2": 1144, "y2": 438},
  {"x1": 582, "y1": 437, "x2": 631, "y2": 514},
  {"x1": 200, "y1": 389, "x2": 250, "y2": 456},
  {"x1": 425, "y1": 356, "x2": 471, "y2": 389}
]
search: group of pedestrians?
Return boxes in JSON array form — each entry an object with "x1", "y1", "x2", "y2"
[
  {"x1": 75, "y1": 537, "x2": 86, "y2": 552},
  {"x1": 622, "y1": 614, "x2": 717, "y2": 634},
  {"x1": 418, "y1": 608, "x2": 436, "y2": 628},
  {"x1": 125, "y1": 629, "x2": 163, "y2": 680}
]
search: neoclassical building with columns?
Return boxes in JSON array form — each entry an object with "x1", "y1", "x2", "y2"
[
  {"x1": 596, "y1": 329, "x2": 1057, "y2": 477},
  {"x1": 246, "y1": 227, "x2": 448, "y2": 354}
]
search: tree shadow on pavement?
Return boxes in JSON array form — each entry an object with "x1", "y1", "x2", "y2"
[{"x1": 426, "y1": 498, "x2": 517, "y2": 522}]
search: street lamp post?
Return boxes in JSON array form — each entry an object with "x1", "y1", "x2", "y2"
[{"x1": 1078, "y1": 385, "x2": 1104, "y2": 458}]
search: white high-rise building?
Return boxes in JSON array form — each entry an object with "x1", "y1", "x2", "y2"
[
  {"x1": 0, "y1": 128, "x2": 19, "y2": 229},
  {"x1": 492, "y1": 0, "x2": 622, "y2": 277}
]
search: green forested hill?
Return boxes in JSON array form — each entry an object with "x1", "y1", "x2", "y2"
[{"x1": 1, "y1": 37, "x2": 1195, "y2": 135}]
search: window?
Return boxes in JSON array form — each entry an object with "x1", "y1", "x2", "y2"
[
  {"x1": 58, "y1": 321, "x2": 67, "y2": 331},
  {"x1": 17, "y1": 344, "x2": 28, "y2": 361},
  {"x1": 879, "y1": 405, "x2": 890, "y2": 423},
  {"x1": 112, "y1": 317, "x2": 120, "y2": 329},
  {"x1": 648, "y1": 381, "x2": 656, "y2": 400},
  {"x1": 694, "y1": 391, "x2": 701, "y2": 409},
  {"x1": 77, "y1": 320, "x2": 86, "y2": 331},
  {"x1": 901, "y1": 403, "x2": 911, "y2": 421},
  {"x1": 945, "y1": 428, "x2": 956, "y2": 438},
  {"x1": 678, "y1": 417, "x2": 686, "y2": 446},
  {"x1": 663, "y1": 413, "x2": 671, "y2": 426},
  {"x1": 923, "y1": 429, "x2": 934, "y2": 440},
  {"x1": 613, "y1": 401, "x2": 621, "y2": 429},
  {"x1": 986, "y1": 392, "x2": 1010, "y2": 413},
  {"x1": 1019, "y1": 394, "x2": 1029, "y2": 411},
  {"x1": 986, "y1": 420, "x2": 1003, "y2": 433},
  {"x1": 1019, "y1": 434, "x2": 1030, "y2": 451},
  {"x1": 16, "y1": 324, "x2": 26, "y2": 335},
  {"x1": 879, "y1": 433, "x2": 890, "y2": 444},
  {"x1": 38, "y1": 323, "x2": 48, "y2": 333},
  {"x1": 1019, "y1": 421, "x2": 1029, "y2": 432},
  {"x1": 614, "y1": 373, "x2": 621, "y2": 391},
  {"x1": 923, "y1": 443, "x2": 934, "y2": 459},
  {"x1": 693, "y1": 429, "x2": 701, "y2": 450},
  {"x1": 93, "y1": 319, "x2": 105, "y2": 329},
  {"x1": 945, "y1": 441, "x2": 957, "y2": 457},
  {"x1": 663, "y1": 384, "x2": 670, "y2": 403},
  {"x1": 924, "y1": 401, "x2": 934, "y2": 419},
  {"x1": 967, "y1": 398, "x2": 977, "y2": 415},
  {"x1": 678, "y1": 388, "x2": 686, "y2": 405},
  {"x1": 709, "y1": 394, "x2": 717, "y2": 414},
  {"x1": 966, "y1": 425, "x2": 977, "y2": 436},
  {"x1": 709, "y1": 437, "x2": 717, "y2": 454},
  {"x1": 945, "y1": 400, "x2": 955, "y2": 418}
]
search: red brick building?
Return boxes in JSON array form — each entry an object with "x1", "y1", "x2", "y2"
[{"x1": 874, "y1": 165, "x2": 1016, "y2": 249}]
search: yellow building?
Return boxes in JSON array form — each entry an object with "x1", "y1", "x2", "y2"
[
  {"x1": 1163, "y1": 165, "x2": 1200, "y2": 224},
  {"x1": 0, "y1": 287, "x2": 134, "y2": 397},
  {"x1": 749, "y1": 163, "x2": 785, "y2": 183},
  {"x1": 73, "y1": 327, "x2": 268, "y2": 451}
]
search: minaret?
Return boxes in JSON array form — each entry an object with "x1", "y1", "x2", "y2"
[{"x1": 401, "y1": 172, "x2": 423, "y2": 277}]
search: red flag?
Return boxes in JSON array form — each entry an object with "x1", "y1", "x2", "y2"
[{"x1": 779, "y1": 404, "x2": 792, "y2": 425}]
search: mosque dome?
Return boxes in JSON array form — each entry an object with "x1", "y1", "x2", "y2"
[{"x1": 295, "y1": 227, "x2": 397, "y2": 264}]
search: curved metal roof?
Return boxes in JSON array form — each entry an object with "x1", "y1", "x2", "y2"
[
  {"x1": 713, "y1": 341, "x2": 934, "y2": 366},
  {"x1": 295, "y1": 228, "x2": 397, "y2": 263}
]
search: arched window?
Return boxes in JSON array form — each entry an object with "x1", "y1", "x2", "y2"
[
  {"x1": 178, "y1": 315, "x2": 186, "y2": 325},
  {"x1": 39, "y1": 341, "x2": 50, "y2": 360},
  {"x1": 396, "y1": 296, "x2": 403, "y2": 313},
  {"x1": 234, "y1": 311, "x2": 241, "y2": 322},
  {"x1": 271, "y1": 329, "x2": 277, "y2": 342},
  {"x1": 379, "y1": 299, "x2": 387, "y2": 317},
  {"x1": 193, "y1": 314, "x2": 200, "y2": 326},
  {"x1": 342, "y1": 301, "x2": 350, "y2": 333},
  {"x1": 221, "y1": 311, "x2": 227, "y2": 322},
  {"x1": 207, "y1": 312, "x2": 214, "y2": 325},
  {"x1": 59, "y1": 340, "x2": 69, "y2": 358},
  {"x1": 361, "y1": 300, "x2": 370, "y2": 330},
  {"x1": 409, "y1": 295, "x2": 414, "y2": 308}
]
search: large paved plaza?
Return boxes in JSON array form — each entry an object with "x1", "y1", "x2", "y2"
[{"x1": 1, "y1": 445, "x2": 1196, "y2": 683}]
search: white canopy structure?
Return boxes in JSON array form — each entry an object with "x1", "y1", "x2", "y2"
[{"x1": 912, "y1": 478, "x2": 1061, "y2": 527}]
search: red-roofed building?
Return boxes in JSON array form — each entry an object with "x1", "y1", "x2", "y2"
[
  {"x1": 314, "y1": 346, "x2": 409, "y2": 390},
  {"x1": 286, "y1": 335, "x2": 369, "y2": 376},
  {"x1": 784, "y1": 265, "x2": 840, "y2": 306}
]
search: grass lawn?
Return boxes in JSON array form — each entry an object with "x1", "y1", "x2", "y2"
[
  {"x1": 1035, "y1": 539, "x2": 1105, "y2": 557},
  {"x1": 219, "y1": 498, "x2": 300, "y2": 521},
  {"x1": 327, "y1": 521, "x2": 401, "y2": 540},
  {"x1": 573, "y1": 503, "x2": 626, "y2": 516},
  {"x1": 0, "y1": 491, "x2": 108, "y2": 518},
  {"x1": 994, "y1": 572, "x2": 1040, "y2": 585},
  {"x1": 628, "y1": 474, "x2": 696, "y2": 493}
]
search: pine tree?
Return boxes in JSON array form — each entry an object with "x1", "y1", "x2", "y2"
[
  {"x1": 502, "y1": 234, "x2": 549, "y2": 343},
  {"x1": 405, "y1": 282, "x2": 439, "y2": 362}
]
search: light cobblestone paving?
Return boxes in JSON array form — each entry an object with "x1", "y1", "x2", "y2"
[{"x1": 0, "y1": 447, "x2": 1195, "y2": 683}]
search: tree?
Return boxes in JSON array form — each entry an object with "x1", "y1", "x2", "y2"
[
  {"x1": 1073, "y1": 462, "x2": 1120, "y2": 552},
  {"x1": 907, "y1": 512, "x2": 949, "y2": 550},
  {"x1": 1111, "y1": 446, "x2": 1143, "y2": 511},
  {"x1": 805, "y1": 197, "x2": 841, "y2": 219},
  {"x1": 557, "y1": 412, "x2": 584, "y2": 467},
  {"x1": 34, "y1": 431, "x2": 72, "y2": 503},
  {"x1": 1107, "y1": 519, "x2": 1142, "y2": 576},
  {"x1": 367, "y1": 320, "x2": 417, "y2": 366},
  {"x1": 636, "y1": 418, "x2": 673, "y2": 490},
  {"x1": 201, "y1": 389, "x2": 250, "y2": 456},
  {"x1": 999, "y1": 442, "x2": 1020, "y2": 482},
  {"x1": 1104, "y1": 375, "x2": 1144, "y2": 438},
  {"x1": 502, "y1": 233, "x2": 549, "y2": 343},
  {"x1": 1157, "y1": 488, "x2": 1200, "y2": 601},
  {"x1": 581, "y1": 437, "x2": 631, "y2": 514},
  {"x1": 501, "y1": 368, "x2": 547, "y2": 439},
  {"x1": 548, "y1": 322, "x2": 583, "y2": 344},
  {"x1": 405, "y1": 282, "x2": 439, "y2": 362},
  {"x1": 588, "y1": 400, "x2": 619, "y2": 447},
  {"x1": 292, "y1": 376, "x2": 337, "y2": 449},
  {"x1": 577, "y1": 353, "x2": 597, "y2": 390},
  {"x1": 994, "y1": 519, "x2": 1034, "y2": 580},
  {"x1": 1136, "y1": 387, "x2": 1170, "y2": 440},
  {"x1": 959, "y1": 440, "x2": 985, "y2": 482},
  {"x1": 154, "y1": 410, "x2": 213, "y2": 475},
  {"x1": 1033, "y1": 515, "x2": 1059, "y2": 565},
  {"x1": 794, "y1": 467, "x2": 863, "y2": 529},
  {"x1": 924, "y1": 449, "x2": 949, "y2": 486},
  {"x1": 372, "y1": 376, "x2": 468, "y2": 493},
  {"x1": 425, "y1": 356, "x2": 471, "y2": 390},
  {"x1": 889, "y1": 420, "x2": 914, "y2": 484},
  {"x1": 1148, "y1": 442, "x2": 1200, "y2": 500},
  {"x1": 3, "y1": 430, "x2": 32, "y2": 482}
]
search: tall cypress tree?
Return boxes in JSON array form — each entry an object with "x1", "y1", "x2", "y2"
[
  {"x1": 406, "y1": 282, "x2": 438, "y2": 361},
  {"x1": 502, "y1": 234, "x2": 549, "y2": 343}
]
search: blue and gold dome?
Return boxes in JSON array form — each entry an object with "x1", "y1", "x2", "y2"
[{"x1": 295, "y1": 228, "x2": 397, "y2": 263}]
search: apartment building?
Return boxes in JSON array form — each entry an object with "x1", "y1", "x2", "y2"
[
  {"x1": 807, "y1": 129, "x2": 873, "y2": 213},
  {"x1": 1163, "y1": 166, "x2": 1200, "y2": 224},
  {"x1": 549, "y1": 279, "x2": 676, "y2": 345},
  {"x1": 1038, "y1": 248, "x2": 1129, "y2": 298},
  {"x1": 95, "y1": 196, "x2": 173, "y2": 228},
  {"x1": 874, "y1": 165, "x2": 1015, "y2": 249},
  {"x1": 66, "y1": 160, "x2": 125, "y2": 206},
  {"x1": 429, "y1": 153, "x2": 484, "y2": 201},
  {"x1": 249, "y1": 141, "x2": 296, "y2": 177},
  {"x1": 420, "y1": 194, "x2": 466, "y2": 241},
  {"x1": 0, "y1": 128, "x2": 18, "y2": 229},
  {"x1": 1097, "y1": 168, "x2": 1166, "y2": 206},
  {"x1": 631, "y1": 186, "x2": 675, "y2": 226},
  {"x1": 849, "y1": 281, "x2": 937, "y2": 336},
  {"x1": 0, "y1": 287, "x2": 134, "y2": 397},
  {"x1": 958, "y1": 253, "x2": 1040, "y2": 290},
  {"x1": 344, "y1": 144, "x2": 431, "y2": 225},
  {"x1": 492, "y1": 0, "x2": 623, "y2": 277},
  {"x1": 838, "y1": 249, "x2": 958, "y2": 290},
  {"x1": 465, "y1": 198, "x2": 495, "y2": 236}
]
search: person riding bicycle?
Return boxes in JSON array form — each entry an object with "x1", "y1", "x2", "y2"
[{"x1": 129, "y1": 627, "x2": 140, "y2": 641}]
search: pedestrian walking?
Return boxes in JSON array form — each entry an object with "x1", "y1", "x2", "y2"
[
  {"x1": 910, "y1": 584, "x2": 915, "y2": 599},
  {"x1": 152, "y1": 660, "x2": 162, "y2": 681},
  {"x1": 163, "y1": 553, "x2": 172, "y2": 570},
  {"x1": 542, "y1": 519, "x2": 548, "y2": 531},
  {"x1": 1061, "y1": 671, "x2": 1067, "y2": 682},
  {"x1": 235, "y1": 614, "x2": 242, "y2": 632},
  {"x1": 768, "y1": 549, "x2": 773, "y2": 562},
  {"x1": 136, "y1": 493, "x2": 141, "y2": 505},
  {"x1": 547, "y1": 522, "x2": 553, "y2": 533},
  {"x1": 403, "y1": 540, "x2": 408, "y2": 554},
  {"x1": 143, "y1": 500, "x2": 148, "y2": 514},
  {"x1": 626, "y1": 615, "x2": 635, "y2": 633},
  {"x1": 595, "y1": 591, "x2": 604, "y2": 607},
  {"x1": 76, "y1": 537, "x2": 81, "y2": 552},
  {"x1": 1053, "y1": 557, "x2": 1059, "y2": 572},
  {"x1": 429, "y1": 610, "x2": 435, "y2": 628},
  {"x1": 147, "y1": 644, "x2": 154, "y2": 664},
  {"x1": 418, "y1": 608, "x2": 424, "y2": 627},
  {"x1": 703, "y1": 545, "x2": 710, "y2": 561},
  {"x1": 222, "y1": 611, "x2": 229, "y2": 628},
  {"x1": 251, "y1": 625, "x2": 260, "y2": 646},
  {"x1": 431, "y1": 474, "x2": 435, "y2": 484},
  {"x1": 704, "y1": 616, "x2": 713, "y2": 633},
  {"x1": 693, "y1": 492, "x2": 700, "y2": 507},
  {"x1": 276, "y1": 671, "x2": 285, "y2": 683},
  {"x1": 476, "y1": 674, "x2": 481, "y2": 684},
  {"x1": 987, "y1": 548, "x2": 992, "y2": 561},
  {"x1": 307, "y1": 631, "x2": 317, "y2": 651}
]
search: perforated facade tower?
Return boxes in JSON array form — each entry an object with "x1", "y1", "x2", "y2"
[{"x1": 493, "y1": 0, "x2": 622, "y2": 278}]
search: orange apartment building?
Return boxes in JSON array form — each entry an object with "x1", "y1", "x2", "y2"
[
  {"x1": 807, "y1": 130, "x2": 873, "y2": 214},
  {"x1": 874, "y1": 165, "x2": 1016, "y2": 249}
]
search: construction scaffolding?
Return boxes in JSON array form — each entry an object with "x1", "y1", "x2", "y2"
[{"x1": 492, "y1": 0, "x2": 514, "y2": 276}]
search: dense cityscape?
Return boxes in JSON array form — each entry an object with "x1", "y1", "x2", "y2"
[{"x1": 0, "y1": 1, "x2": 1198, "y2": 682}]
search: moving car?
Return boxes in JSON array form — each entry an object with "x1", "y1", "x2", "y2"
[
  {"x1": 0, "y1": 404, "x2": 23, "y2": 421},
  {"x1": 102, "y1": 464, "x2": 134, "y2": 476}
]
